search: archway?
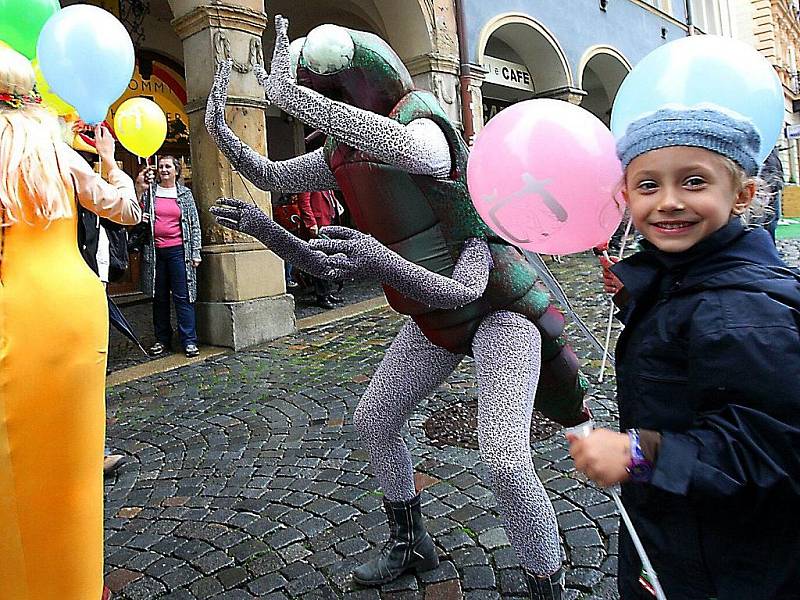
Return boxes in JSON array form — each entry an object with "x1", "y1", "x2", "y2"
[
  {"x1": 257, "y1": 0, "x2": 439, "y2": 158},
  {"x1": 263, "y1": 0, "x2": 435, "y2": 60},
  {"x1": 476, "y1": 14, "x2": 572, "y2": 123},
  {"x1": 578, "y1": 46, "x2": 630, "y2": 126}
]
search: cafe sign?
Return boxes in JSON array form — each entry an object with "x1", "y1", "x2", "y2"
[{"x1": 483, "y1": 56, "x2": 534, "y2": 92}]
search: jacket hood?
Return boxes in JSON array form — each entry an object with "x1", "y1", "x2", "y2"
[{"x1": 295, "y1": 26, "x2": 414, "y2": 116}]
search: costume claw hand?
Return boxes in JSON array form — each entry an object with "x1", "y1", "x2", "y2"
[
  {"x1": 323, "y1": 253, "x2": 359, "y2": 280},
  {"x1": 209, "y1": 197, "x2": 264, "y2": 235},
  {"x1": 205, "y1": 60, "x2": 233, "y2": 134},
  {"x1": 254, "y1": 64, "x2": 268, "y2": 88},
  {"x1": 309, "y1": 227, "x2": 388, "y2": 278},
  {"x1": 263, "y1": 14, "x2": 293, "y2": 105}
]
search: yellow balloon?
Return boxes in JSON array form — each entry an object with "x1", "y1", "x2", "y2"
[
  {"x1": 113, "y1": 97, "x2": 168, "y2": 158},
  {"x1": 31, "y1": 57, "x2": 74, "y2": 116}
]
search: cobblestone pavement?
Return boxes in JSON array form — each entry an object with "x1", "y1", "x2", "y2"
[
  {"x1": 107, "y1": 278, "x2": 384, "y2": 373},
  {"x1": 104, "y1": 242, "x2": 800, "y2": 600}
]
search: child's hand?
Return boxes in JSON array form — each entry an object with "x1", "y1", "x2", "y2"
[
  {"x1": 567, "y1": 428, "x2": 630, "y2": 487},
  {"x1": 598, "y1": 254, "x2": 623, "y2": 294}
]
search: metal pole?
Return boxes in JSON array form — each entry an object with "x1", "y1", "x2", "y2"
[
  {"x1": 685, "y1": 0, "x2": 696, "y2": 35},
  {"x1": 454, "y1": 0, "x2": 476, "y2": 143}
]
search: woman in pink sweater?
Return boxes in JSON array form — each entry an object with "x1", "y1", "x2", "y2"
[{"x1": 136, "y1": 156, "x2": 202, "y2": 357}]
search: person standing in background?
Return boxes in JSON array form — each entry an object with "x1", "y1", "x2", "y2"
[
  {"x1": 298, "y1": 189, "x2": 342, "y2": 309},
  {"x1": 760, "y1": 147, "x2": 784, "y2": 243},
  {"x1": 136, "y1": 156, "x2": 202, "y2": 358}
]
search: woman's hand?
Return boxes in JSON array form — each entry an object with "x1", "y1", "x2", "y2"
[
  {"x1": 567, "y1": 428, "x2": 631, "y2": 487},
  {"x1": 191, "y1": 258, "x2": 201, "y2": 268},
  {"x1": 94, "y1": 124, "x2": 116, "y2": 166},
  {"x1": 135, "y1": 166, "x2": 155, "y2": 197}
]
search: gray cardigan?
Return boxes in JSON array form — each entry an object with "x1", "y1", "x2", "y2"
[{"x1": 139, "y1": 182, "x2": 202, "y2": 302}]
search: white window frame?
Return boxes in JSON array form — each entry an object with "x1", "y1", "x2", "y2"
[{"x1": 692, "y1": 0, "x2": 723, "y2": 35}]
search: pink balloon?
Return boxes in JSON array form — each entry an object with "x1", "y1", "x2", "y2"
[{"x1": 468, "y1": 99, "x2": 624, "y2": 255}]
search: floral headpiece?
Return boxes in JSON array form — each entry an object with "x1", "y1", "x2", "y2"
[{"x1": 0, "y1": 88, "x2": 43, "y2": 109}]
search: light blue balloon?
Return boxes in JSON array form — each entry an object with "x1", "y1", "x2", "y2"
[
  {"x1": 36, "y1": 4, "x2": 134, "y2": 124},
  {"x1": 611, "y1": 35, "x2": 784, "y2": 164}
]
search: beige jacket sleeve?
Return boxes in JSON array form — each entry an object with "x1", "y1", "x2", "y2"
[{"x1": 57, "y1": 142, "x2": 141, "y2": 225}]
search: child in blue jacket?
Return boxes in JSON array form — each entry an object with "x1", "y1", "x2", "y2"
[{"x1": 569, "y1": 107, "x2": 800, "y2": 599}]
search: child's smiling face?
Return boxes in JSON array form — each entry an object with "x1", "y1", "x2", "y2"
[{"x1": 623, "y1": 146, "x2": 755, "y2": 253}]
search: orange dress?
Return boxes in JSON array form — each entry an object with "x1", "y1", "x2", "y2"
[{"x1": 0, "y1": 143, "x2": 140, "y2": 599}]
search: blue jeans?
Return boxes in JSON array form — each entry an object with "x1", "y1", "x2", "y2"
[{"x1": 153, "y1": 245, "x2": 197, "y2": 348}]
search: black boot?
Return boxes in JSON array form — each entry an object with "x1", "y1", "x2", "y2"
[
  {"x1": 352, "y1": 493, "x2": 439, "y2": 586},
  {"x1": 525, "y1": 566, "x2": 565, "y2": 600}
]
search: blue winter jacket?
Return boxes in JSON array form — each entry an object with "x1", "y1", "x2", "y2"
[{"x1": 611, "y1": 220, "x2": 800, "y2": 600}]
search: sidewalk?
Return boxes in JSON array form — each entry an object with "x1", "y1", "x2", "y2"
[{"x1": 103, "y1": 243, "x2": 800, "y2": 599}]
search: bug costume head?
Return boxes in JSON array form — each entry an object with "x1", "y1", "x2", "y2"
[{"x1": 293, "y1": 24, "x2": 414, "y2": 116}]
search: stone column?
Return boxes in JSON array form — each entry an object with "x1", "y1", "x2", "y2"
[
  {"x1": 407, "y1": 53, "x2": 461, "y2": 127},
  {"x1": 172, "y1": 2, "x2": 295, "y2": 349},
  {"x1": 459, "y1": 65, "x2": 488, "y2": 145}
]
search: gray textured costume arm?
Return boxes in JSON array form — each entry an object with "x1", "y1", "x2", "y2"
[
  {"x1": 310, "y1": 227, "x2": 492, "y2": 309},
  {"x1": 256, "y1": 16, "x2": 451, "y2": 178},
  {"x1": 205, "y1": 59, "x2": 338, "y2": 193},
  {"x1": 210, "y1": 198, "x2": 350, "y2": 279}
]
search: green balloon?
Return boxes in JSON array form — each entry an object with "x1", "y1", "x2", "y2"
[{"x1": 0, "y1": 0, "x2": 59, "y2": 59}]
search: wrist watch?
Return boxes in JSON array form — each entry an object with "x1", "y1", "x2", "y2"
[{"x1": 627, "y1": 429, "x2": 654, "y2": 483}]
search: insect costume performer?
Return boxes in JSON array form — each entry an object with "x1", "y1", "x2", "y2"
[{"x1": 207, "y1": 16, "x2": 589, "y2": 599}]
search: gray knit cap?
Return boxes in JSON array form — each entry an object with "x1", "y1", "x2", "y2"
[{"x1": 616, "y1": 107, "x2": 761, "y2": 176}]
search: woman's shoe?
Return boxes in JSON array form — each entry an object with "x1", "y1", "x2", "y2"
[
  {"x1": 184, "y1": 344, "x2": 200, "y2": 358},
  {"x1": 148, "y1": 342, "x2": 167, "y2": 356},
  {"x1": 103, "y1": 454, "x2": 125, "y2": 476}
]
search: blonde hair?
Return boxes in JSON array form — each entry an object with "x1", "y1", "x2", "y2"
[
  {"x1": 718, "y1": 156, "x2": 771, "y2": 228},
  {"x1": 0, "y1": 46, "x2": 71, "y2": 225}
]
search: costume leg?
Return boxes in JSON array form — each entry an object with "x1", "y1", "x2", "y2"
[
  {"x1": 353, "y1": 319, "x2": 463, "y2": 502},
  {"x1": 472, "y1": 310, "x2": 562, "y2": 577},
  {"x1": 352, "y1": 319, "x2": 462, "y2": 586}
]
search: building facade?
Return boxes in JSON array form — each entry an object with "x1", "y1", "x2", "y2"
[
  {"x1": 731, "y1": 0, "x2": 800, "y2": 182},
  {"x1": 73, "y1": 0, "x2": 736, "y2": 349}
]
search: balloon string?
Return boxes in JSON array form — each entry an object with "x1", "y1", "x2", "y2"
[
  {"x1": 598, "y1": 215, "x2": 633, "y2": 383},
  {"x1": 570, "y1": 425, "x2": 666, "y2": 600},
  {"x1": 610, "y1": 488, "x2": 667, "y2": 600}
]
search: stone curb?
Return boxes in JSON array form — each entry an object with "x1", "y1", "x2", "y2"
[{"x1": 107, "y1": 295, "x2": 389, "y2": 388}]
